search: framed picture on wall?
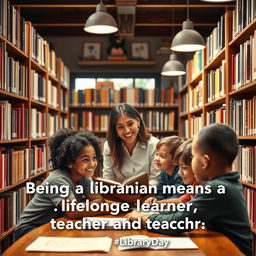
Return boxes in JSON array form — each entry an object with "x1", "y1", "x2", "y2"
[
  {"x1": 131, "y1": 42, "x2": 149, "y2": 60},
  {"x1": 83, "y1": 42, "x2": 101, "y2": 60}
]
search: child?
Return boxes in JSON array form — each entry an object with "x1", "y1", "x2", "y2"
[
  {"x1": 144, "y1": 136, "x2": 185, "y2": 204},
  {"x1": 126, "y1": 124, "x2": 252, "y2": 256},
  {"x1": 15, "y1": 129, "x2": 105, "y2": 240},
  {"x1": 174, "y1": 139, "x2": 198, "y2": 203}
]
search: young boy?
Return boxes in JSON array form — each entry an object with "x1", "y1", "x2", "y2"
[{"x1": 126, "y1": 123, "x2": 252, "y2": 256}]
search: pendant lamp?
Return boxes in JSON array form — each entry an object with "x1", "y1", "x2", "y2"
[
  {"x1": 161, "y1": 53, "x2": 186, "y2": 76},
  {"x1": 171, "y1": 0, "x2": 205, "y2": 52},
  {"x1": 84, "y1": 0, "x2": 118, "y2": 34},
  {"x1": 161, "y1": 0, "x2": 185, "y2": 76}
]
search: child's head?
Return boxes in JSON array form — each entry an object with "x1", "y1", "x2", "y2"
[
  {"x1": 154, "y1": 136, "x2": 185, "y2": 174},
  {"x1": 49, "y1": 129, "x2": 102, "y2": 177},
  {"x1": 174, "y1": 139, "x2": 195, "y2": 185},
  {"x1": 191, "y1": 123, "x2": 238, "y2": 182}
]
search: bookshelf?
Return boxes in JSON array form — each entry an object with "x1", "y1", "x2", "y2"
[
  {"x1": 178, "y1": 2, "x2": 256, "y2": 250},
  {"x1": 69, "y1": 86, "x2": 179, "y2": 139},
  {"x1": 0, "y1": 2, "x2": 70, "y2": 252}
]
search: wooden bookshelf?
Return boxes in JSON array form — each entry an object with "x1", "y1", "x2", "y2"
[
  {"x1": 69, "y1": 104, "x2": 178, "y2": 138},
  {"x1": 0, "y1": 4, "x2": 70, "y2": 251},
  {"x1": 178, "y1": 6, "x2": 256, "y2": 252}
]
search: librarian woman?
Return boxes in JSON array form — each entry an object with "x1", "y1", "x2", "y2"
[{"x1": 102, "y1": 103, "x2": 160, "y2": 186}]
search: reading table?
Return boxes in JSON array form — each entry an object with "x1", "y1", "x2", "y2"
[{"x1": 3, "y1": 215, "x2": 243, "y2": 256}]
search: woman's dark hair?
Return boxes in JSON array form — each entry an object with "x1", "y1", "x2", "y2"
[
  {"x1": 106, "y1": 103, "x2": 151, "y2": 171},
  {"x1": 156, "y1": 136, "x2": 186, "y2": 160},
  {"x1": 174, "y1": 139, "x2": 192, "y2": 166},
  {"x1": 48, "y1": 128, "x2": 102, "y2": 171}
]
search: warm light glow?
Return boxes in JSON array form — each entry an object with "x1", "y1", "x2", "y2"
[
  {"x1": 161, "y1": 70, "x2": 186, "y2": 76},
  {"x1": 84, "y1": 25, "x2": 118, "y2": 34},
  {"x1": 171, "y1": 44, "x2": 205, "y2": 52}
]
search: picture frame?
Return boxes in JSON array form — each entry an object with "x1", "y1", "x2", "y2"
[
  {"x1": 131, "y1": 42, "x2": 149, "y2": 60},
  {"x1": 83, "y1": 42, "x2": 101, "y2": 60}
]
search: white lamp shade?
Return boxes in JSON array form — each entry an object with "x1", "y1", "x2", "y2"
[
  {"x1": 171, "y1": 19, "x2": 205, "y2": 52},
  {"x1": 84, "y1": 2, "x2": 118, "y2": 34},
  {"x1": 161, "y1": 53, "x2": 186, "y2": 76}
]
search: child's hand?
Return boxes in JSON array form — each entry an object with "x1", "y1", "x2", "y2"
[
  {"x1": 144, "y1": 197, "x2": 157, "y2": 205},
  {"x1": 125, "y1": 211, "x2": 152, "y2": 227}
]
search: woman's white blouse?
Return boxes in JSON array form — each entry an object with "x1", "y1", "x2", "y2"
[{"x1": 102, "y1": 136, "x2": 160, "y2": 186}]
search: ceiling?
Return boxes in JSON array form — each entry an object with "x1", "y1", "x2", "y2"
[{"x1": 10, "y1": 0, "x2": 235, "y2": 38}]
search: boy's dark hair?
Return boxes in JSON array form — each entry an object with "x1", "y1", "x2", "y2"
[
  {"x1": 107, "y1": 103, "x2": 151, "y2": 171},
  {"x1": 48, "y1": 129, "x2": 102, "y2": 170},
  {"x1": 174, "y1": 139, "x2": 192, "y2": 166},
  {"x1": 156, "y1": 136, "x2": 185, "y2": 160},
  {"x1": 197, "y1": 123, "x2": 238, "y2": 167}
]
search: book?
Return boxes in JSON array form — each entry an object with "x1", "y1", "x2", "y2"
[
  {"x1": 25, "y1": 236, "x2": 112, "y2": 252},
  {"x1": 93, "y1": 172, "x2": 149, "y2": 203},
  {"x1": 117, "y1": 235, "x2": 198, "y2": 250}
]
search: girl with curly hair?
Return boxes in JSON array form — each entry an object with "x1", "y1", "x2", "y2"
[{"x1": 15, "y1": 129, "x2": 104, "y2": 240}]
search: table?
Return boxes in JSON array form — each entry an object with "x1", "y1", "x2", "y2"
[{"x1": 3, "y1": 216, "x2": 243, "y2": 256}]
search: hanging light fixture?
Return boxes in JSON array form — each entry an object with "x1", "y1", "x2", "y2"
[
  {"x1": 84, "y1": 0, "x2": 118, "y2": 34},
  {"x1": 161, "y1": 53, "x2": 186, "y2": 76},
  {"x1": 161, "y1": 0, "x2": 185, "y2": 76},
  {"x1": 171, "y1": 0, "x2": 205, "y2": 52}
]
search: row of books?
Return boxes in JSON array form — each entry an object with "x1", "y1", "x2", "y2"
[
  {"x1": 70, "y1": 110, "x2": 176, "y2": 132},
  {"x1": 230, "y1": 97, "x2": 256, "y2": 136},
  {"x1": 191, "y1": 114, "x2": 203, "y2": 137},
  {"x1": 235, "y1": 145, "x2": 256, "y2": 184},
  {"x1": 0, "y1": 4, "x2": 69, "y2": 85},
  {"x1": 206, "y1": 105, "x2": 226, "y2": 125},
  {"x1": 0, "y1": 187, "x2": 27, "y2": 235},
  {"x1": 0, "y1": 101, "x2": 28, "y2": 140},
  {"x1": 206, "y1": 14, "x2": 225, "y2": 63},
  {"x1": 0, "y1": 42, "x2": 28, "y2": 97},
  {"x1": 139, "y1": 111, "x2": 176, "y2": 131},
  {"x1": 30, "y1": 25, "x2": 47, "y2": 68},
  {"x1": 206, "y1": 60, "x2": 226, "y2": 103},
  {"x1": 243, "y1": 187, "x2": 256, "y2": 229},
  {"x1": 180, "y1": 93, "x2": 188, "y2": 115},
  {"x1": 60, "y1": 89, "x2": 68, "y2": 112},
  {"x1": 48, "y1": 80, "x2": 58, "y2": 108},
  {"x1": 0, "y1": 144, "x2": 46, "y2": 190},
  {"x1": 31, "y1": 108, "x2": 46, "y2": 139},
  {"x1": 0, "y1": 147, "x2": 29, "y2": 189},
  {"x1": 30, "y1": 70, "x2": 46, "y2": 102},
  {"x1": 190, "y1": 50, "x2": 203, "y2": 79},
  {"x1": 232, "y1": 0, "x2": 256, "y2": 38},
  {"x1": 48, "y1": 114, "x2": 59, "y2": 137},
  {"x1": 60, "y1": 116, "x2": 68, "y2": 130},
  {"x1": 59, "y1": 59, "x2": 70, "y2": 88},
  {"x1": 0, "y1": 0, "x2": 28, "y2": 52},
  {"x1": 231, "y1": 31, "x2": 256, "y2": 90},
  {"x1": 71, "y1": 88, "x2": 176, "y2": 106},
  {"x1": 180, "y1": 119, "x2": 188, "y2": 138},
  {"x1": 189, "y1": 81, "x2": 203, "y2": 110}
]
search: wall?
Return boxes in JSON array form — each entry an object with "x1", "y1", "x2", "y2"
[{"x1": 46, "y1": 36, "x2": 188, "y2": 88}]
